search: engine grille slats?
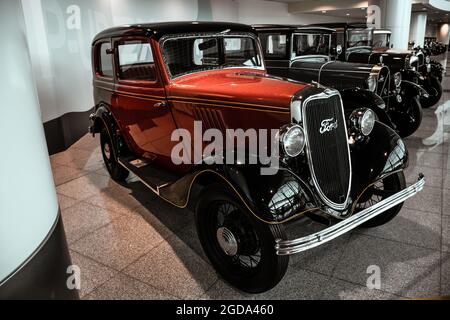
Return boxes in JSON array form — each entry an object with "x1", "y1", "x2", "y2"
[{"x1": 303, "y1": 93, "x2": 351, "y2": 207}]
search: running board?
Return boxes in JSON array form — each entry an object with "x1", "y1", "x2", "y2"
[{"x1": 118, "y1": 156, "x2": 179, "y2": 194}]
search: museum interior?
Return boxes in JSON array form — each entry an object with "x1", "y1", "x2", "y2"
[{"x1": 1, "y1": 0, "x2": 450, "y2": 301}]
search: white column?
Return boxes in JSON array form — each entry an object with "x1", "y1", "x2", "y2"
[
  {"x1": 0, "y1": 0, "x2": 59, "y2": 281},
  {"x1": 384, "y1": 0, "x2": 412, "y2": 49},
  {"x1": 410, "y1": 12, "x2": 428, "y2": 48}
]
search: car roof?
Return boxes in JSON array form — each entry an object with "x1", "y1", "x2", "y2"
[
  {"x1": 253, "y1": 24, "x2": 335, "y2": 34},
  {"x1": 311, "y1": 22, "x2": 371, "y2": 30},
  {"x1": 93, "y1": 21, "x2": 256, "y2": 43}
]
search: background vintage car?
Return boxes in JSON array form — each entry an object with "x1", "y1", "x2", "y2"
[{"x1": 254, "y1": 24, "x2": 422, "y2": 137}]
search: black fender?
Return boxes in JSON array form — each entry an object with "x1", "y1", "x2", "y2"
[
  {"x1": 401, "y1": 80, "x2": 429, "y2": 99},
  {"x1": 349, "y1": 121, "x2": 408, "y2": 199},
  {"x1": 339, "y1": 88, "x2": 396, "y2": 129},
  {"x1": 158, "y1": 162, "x2": 318, "y2": 225}
]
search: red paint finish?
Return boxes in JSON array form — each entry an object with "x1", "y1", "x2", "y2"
[{"x1": 92, "y1": 29, "x2": 310, "y2": 173}]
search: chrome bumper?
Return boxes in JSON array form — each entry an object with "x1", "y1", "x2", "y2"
[{"x1": 275, "y1": 175, "x2": 425, "y2": 256}]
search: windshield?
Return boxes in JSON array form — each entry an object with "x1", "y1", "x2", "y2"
[
  {"x1": 292, "y1": 33, "x2": 331, "y2": 58},
  {"x1": 347, "y1": 28, "x2": 373, "y2": 48},
  {"x1": 373, "y1": 33, "x2": 391, "y2": 48},
  {"x1": 161, "y1": 33, "x2": 263, "y2": 78}
]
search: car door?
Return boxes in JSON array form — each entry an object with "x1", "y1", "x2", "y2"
[
  {"x1": 112, "y1": 36, "x2": 178, "y2": 166},
  {"x1": 259, "y1": 33, "x2": 290, "y2": 78}
]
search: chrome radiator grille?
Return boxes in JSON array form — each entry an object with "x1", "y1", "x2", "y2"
[
  {"x1": 377, "y1": 66, "x2": 390, "y2": 98},
  {"x1": 303, "y1": 92, "x2": 351, "y2": 209}
]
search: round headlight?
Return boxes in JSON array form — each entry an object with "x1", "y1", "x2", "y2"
[
  {"x1": 367, "y1": 75, "x2": 377, "y2": 92},
  {"x1": 394, "y1": 72, "x2": 402, "y2": 88},
  {"x1": 360, "y1": 109, "x2": 376, "y2": 136},
  {"x1": 350, "y1": 108, "x2": 375, "y2": 136},
  {"x1": 281, "y1": 125, "x2": 306, "y2": 157}
]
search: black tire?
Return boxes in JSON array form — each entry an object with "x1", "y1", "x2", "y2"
[
  {"x1": 421, "y1": 76, "x2": 442, "y2": 108},
  {"x1": 195, "y1": 183, "x2": 288, "y2": 293},
  {"x1": 394, "y1": 96, "x2": 423, "y2": 138},
  {"x1": 100, "y1": 127, "x2": 129, "y2": 182},
  {"x1": 357, "y1": 172, "x2": 406, "y2": 228}
]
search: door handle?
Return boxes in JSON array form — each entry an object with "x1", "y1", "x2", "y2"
[{"x1": 153, "y1": 101, "x2": 167, "y2": 108}]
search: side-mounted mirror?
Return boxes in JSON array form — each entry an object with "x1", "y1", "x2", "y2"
[{"x1": 336, "y1": 44, "x2": 343, "y2": 55}]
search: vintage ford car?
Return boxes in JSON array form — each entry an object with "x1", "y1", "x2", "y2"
[
  {"x1": 319, "y1": 23, "x2": 442, "y2": 108},
  {"x1": 90, "y1": 22, "x2": 424, "y2": 293},
  {"x1": 254, "y1": 24, "x2": 422, "y2": 138}
]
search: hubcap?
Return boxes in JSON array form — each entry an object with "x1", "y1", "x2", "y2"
[
  {"x1": 216, "y1": 227, "x2": 238, "y2": 256},
  {"x1": 103, "y1": 143, "x2": 111, "y2": 160}
]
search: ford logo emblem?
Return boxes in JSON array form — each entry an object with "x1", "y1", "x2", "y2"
[{"x1": 320, "y1": 118, "x2": 338, "y2": 134}]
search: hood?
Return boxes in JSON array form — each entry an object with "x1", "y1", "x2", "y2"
[
  {"x1": 373, "y1": 47, "x2": 413, "y2": 56},
  {"x1": 166, "y1": 68, "x2": 309, "y2": 110}
]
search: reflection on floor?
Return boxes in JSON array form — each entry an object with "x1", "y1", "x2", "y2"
[{"x1": 51, "y1": 65, "x2": 450, "y2": 301}]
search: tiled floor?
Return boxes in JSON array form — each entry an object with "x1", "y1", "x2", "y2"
[{"x1": 51, "y1": 61, "x2": 450, "y2": 300}]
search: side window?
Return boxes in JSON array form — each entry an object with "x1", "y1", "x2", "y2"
[
  {"x1": 98, "y1": 42, "x2": 113, "y2": 78},
  {"x1": 260, "y1": 33, "x2": 287, "y2": 58},
  {"x1": 117, "y1": 41, "x2": 156, "y2": 81}
]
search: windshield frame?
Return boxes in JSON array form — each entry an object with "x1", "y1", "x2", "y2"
[
  {"x1": 291, "y1": 32, "x2": 332, "y2": 60},
  {"x1": 159, "y1": 32, "x2": 265, "y2": 79},
  {"x1": 346, "y1": 27, "x2": 374, "y2": 50},
  {"x1": 373, "y1": 31, "x2": 391, "y2": 49}
]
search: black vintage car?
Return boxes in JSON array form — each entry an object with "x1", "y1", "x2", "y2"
[
  {"x1": 254, "y1": 25, "x2": 423, "y2": 137},
  {"x1": 321, "y1": 23, "x2": 442, "y2": 108}
]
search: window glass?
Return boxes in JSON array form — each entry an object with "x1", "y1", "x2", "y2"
[
  {"x1": 259, "y1": 33, "x2": 287, "y2": 58},
  {"x1": 118, "y1": 41, "x2": 156, "y2": 81},
  {"x1": 347, "y1": 28, "x2": 373, "y2": 48},
  {"x1": 162, "y1": 34, "x2": 262, "y2": 78},
  {"x1": 292, "y1": 34, "x2": 330, "y2": 58},
  {"x1": 98, "y1": 42, "x2": 113, "y2": 77}
]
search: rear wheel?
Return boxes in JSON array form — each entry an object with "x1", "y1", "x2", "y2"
[
  {"x1": 421, "y1": 76, "x2": 442, "y2": 108},
  {"x1": 100, "y1": 127, "x2": 129, "y2": 182},
  {"x1": 355, "y1": 172, "x2": 406, "y2": 228},
  {"x1": 195, "y1": 184, "x2": 288, "y2": 293},
  {"x1": 392, "y1": 96, "x2": 423, "y2": 138}
]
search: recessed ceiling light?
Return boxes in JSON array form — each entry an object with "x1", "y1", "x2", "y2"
[
  {"x1": 322, "y1": 10, "x2": 327, "y2": 14},
  {"x1": 346, "y1": 13, "x2": 350, "y2": 16}
]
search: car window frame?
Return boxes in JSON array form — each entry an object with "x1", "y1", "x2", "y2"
[{"x1": 95, "y1": 40, "x2": 115, "y2": 80}]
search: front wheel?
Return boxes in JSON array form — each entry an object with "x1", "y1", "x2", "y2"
[
  {"x1": 355, "y1": 172, "x2": 406, "y2": 228},
  {"x1": 392, "y1": 96, "x2": 423, "y2": 138},
  {"x1": 421, "y1": 76, "x2": 442, "y2": 108},
  {"x1": 195, "y1": 184, "x2": 288, "y2": 293}
]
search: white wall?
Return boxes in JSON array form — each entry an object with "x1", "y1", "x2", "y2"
[{"x1": 21, "y1": 0, "x2": 361, "y2": 123}]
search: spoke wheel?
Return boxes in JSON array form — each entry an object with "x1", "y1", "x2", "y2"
[
  {"x1": 355, "y1": 172, "x2": 406, "y2": 228},
  {"x1": 196, "y1": 183, "x2": 288, "y2": 293}
]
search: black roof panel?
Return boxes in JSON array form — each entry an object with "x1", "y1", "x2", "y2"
[{"x1": 93, "y1": 21, "x2": 256, "y2": 43}]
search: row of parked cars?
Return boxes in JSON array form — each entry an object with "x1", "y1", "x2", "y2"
[{"x1": 89, "y1": 22, "x2": 430, "y2": 293}]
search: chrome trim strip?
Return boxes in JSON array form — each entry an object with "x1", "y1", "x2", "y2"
[
  {"x1": 276, "y1": 176, "x2": 425, "y2": 255},
  {"x1": 302, "y1": 90, "x2": 352, "y2": 211},
  {"x1": 318, "y1": 60, "x2": 336, "y2": 83}
]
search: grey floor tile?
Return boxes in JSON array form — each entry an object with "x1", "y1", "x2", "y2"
[
  {"x1": 404, "y1": 137, "x2": 444, "y2": 154},
  {"x1": 50, "y1": 148, "x2": 94, "y2": 167},
  {"x1": 123, "y1": 235, "x2": 217, "y2": 299},
  {"x1": 355, "y1": 208, "x2": 441, "y2": 250},
  {"x1": 85, "y1": 273, "x2": 176, "y2": 300},
  {"x1": 321, "y1": 278, "x2": 400, "y2": 300},
  {"x1": 404, "y1": 186, "x2": 442, "y2": 214},
  {"x1": 407, "y1": 148, "x2": 443, "y2": 169},
  {"x1": 56, "y1": 173, "x2": 116, "y2": 200},
  {"x1": 443, "y1": 189, "x2": 450, "y2": 216},
  {"x1": 333, "y1": 234, "x2": 441, "y2": 298},
  {"x1": 62, "y1": 202, "x2": 123, "y2": 244},
  {"x1": 443, "y1": 215, "x2": 450, "y2": 252},
  {"x1": 404, "y1": 165, "x2": 442, "y2": 188},
  {"x1": 57, "y1": 193, "x2": 79, "y2": 210},
  {"x1": 441, "y1": 253, "x2": 450, "y2": 296},
  {"x1": 52, "y1": 165, "x2": 86, "y2": 186},
  {"x1": 443, "y1": 170, "x2": 450, "y2": 190},
  {"x1": 70, "y1": 251, "x2": 118, "y2": 298},
  {"x1": 71, "y1": 214, "x2": 167, "y2": 270},
  {"x1": 71, "y1": 134, "x2": 100, "y2": 152},
  {"x1": 84, "y1": 187, "x2": 143, "y2": 216}
]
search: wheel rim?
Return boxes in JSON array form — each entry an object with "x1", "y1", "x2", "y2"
[
  {"x1": 103, "y1": 143, "x2": 111, "y2": 161},
  {"x1": 207, "y1": 201, "x2": 262, "y2": 272},
  {"x1": 355, "y1": 175, "x2": 399, "y2": 211}
]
